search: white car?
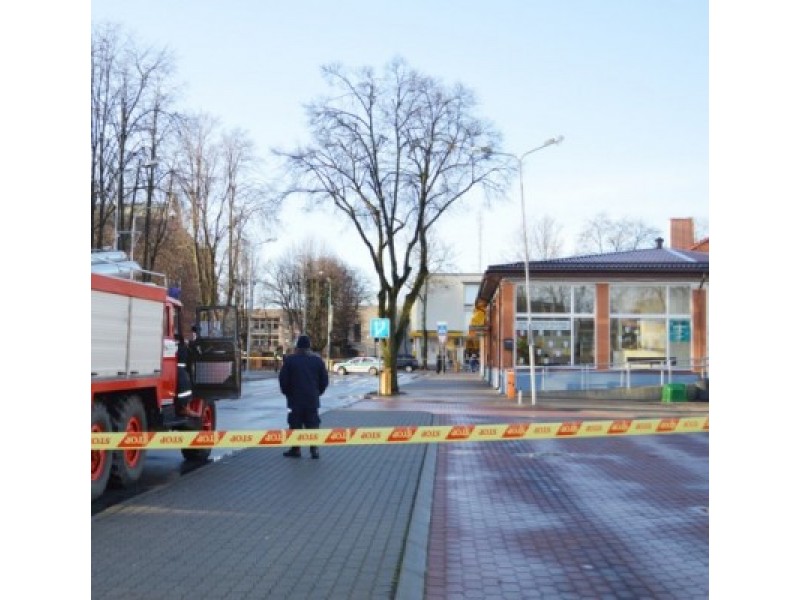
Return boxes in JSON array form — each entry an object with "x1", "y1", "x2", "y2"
[{"x1": 332, "y1": 356, "x2": 384, "y2": 375}]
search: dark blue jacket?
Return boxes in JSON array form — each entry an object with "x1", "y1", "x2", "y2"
[{"x1": 279, "y1": 349, "x2": 329, "y2": 410}]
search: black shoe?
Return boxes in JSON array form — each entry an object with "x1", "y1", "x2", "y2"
[
  {"x1": 283, "y1": 448, "x2": 301, "y2": 458},
  {"x1": 310, "y1": 447, "x2": 320, "y2": 460}
]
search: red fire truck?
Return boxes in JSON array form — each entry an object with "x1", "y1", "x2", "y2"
[{"x1": 91, "y1": 251, "x2": 241, "y2": 500}]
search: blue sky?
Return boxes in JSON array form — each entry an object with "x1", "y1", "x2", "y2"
[{"x1": 89, "y1": 0, "x2": 709, "y2": 276}]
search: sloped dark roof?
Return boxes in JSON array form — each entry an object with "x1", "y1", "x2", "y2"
[
  {"x1": 478, "y1": 247, "x2": 709, "y2": 303},
  {"x1": 488, "y1": 247, "x2": 709, "y2": 272}
]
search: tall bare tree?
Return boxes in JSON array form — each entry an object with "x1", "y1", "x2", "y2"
[
  {"x1": 576, "y1": 212, "x2": 661, "y2": 254},
  {"x1": 279, "y1": 59, "x2": 506, "y2": 393},
  {"x1": 91, "y1": 24, "x2": 176, "y2": 253},
  {"x1": 91, "y1": 24, "x2": 120, "y2": 249},
  {"x1": 219, "y1": 129, "x2": 276, "y2": 306},
  {"x1": 174, "y1": 113, "x2": 222, "y2": 305}
]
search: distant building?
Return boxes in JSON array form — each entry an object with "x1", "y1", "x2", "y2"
[
  {"x1": 245, "y1": 308, "x2": 292, "y2": 355},
  {"x1": 406, "y1": 273, "x2": 485, "y2": 370}
]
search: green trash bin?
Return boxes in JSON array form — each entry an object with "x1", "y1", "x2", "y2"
[{"x1": 662, "y1": 383, "x2": 687, "y2": 403}]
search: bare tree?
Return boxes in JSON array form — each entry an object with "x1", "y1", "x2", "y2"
[
  {"x1": 91, "y1": 23, "x2": 177, "y2": 256},
  {"x1": 576, "y1": 212, "x2": 661, "y2": 254},
  {"x1": 532, "y1": 215, "x2": 565, "y2": 259},
  {"x1": 279, "y1": 59, "x2": 506, "y2": 392},
  {"x1": 262, "y1": 242, "x2": 369, "y2": 357},
  {"x1": 173, "y1": 113, "x2": 224, "y2": 305},
  {"x1": 91, "y1": 23, "x2": 120, "y2": 249},
  {"x1": 502, "y1": 214, "x2": 565, "y2": 262},
  {"x1": 218, "y1": 128, "x2": 277, "y2": 306}
]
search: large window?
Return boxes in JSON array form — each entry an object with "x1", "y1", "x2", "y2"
[
  {"x1": 610, "y1": 285, "x2": 692, "y2": 368},
  {"x1": 515, "y1": 284, "x2": 595, "y2": 367},
  {"x1": 611, "y1": 285, "x2": 666, "y2": 314}
]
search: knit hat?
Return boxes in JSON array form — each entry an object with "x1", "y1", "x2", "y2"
[{"x1": 296, "y1": 335, "x2": 311, "y2": 349}]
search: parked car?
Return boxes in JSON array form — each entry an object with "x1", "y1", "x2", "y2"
[
  {"x1": 396, "y1": 353, "x2": 420, "y2": 372},
  {"x1": 331, "y1": 356, "x2": 384, "y2": 375}
]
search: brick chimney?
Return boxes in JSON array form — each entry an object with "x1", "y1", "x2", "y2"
[{"x1": 670, "y1": 218, "x2": 695, "y2": 250}]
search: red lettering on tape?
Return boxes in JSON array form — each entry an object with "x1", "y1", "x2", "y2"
[
  {"x1": 260, "y1": 431, "x2": 284, "y2": 445},
  {"x1": 556, "y1": 421, "x2": 582, "y2": 436},
  {"x1": 477, "y1": 428, "x2": 497, "y2": 436},
  {"x1": 388, "y1": 427, "x2": 417, "y2": 442},
  {"x1": 229, "y1": 434, "x2": 253, "y2": 443},
  {"x1": 656, "y1": 419, "x2": 679, "y2": 433},
  {"x1": 119, "y1": 432, "x2": 155, "y2": 448},
  {"x1": 446, "y1": 425, "x2": 474, "y2": 440},
  {"x1": 502, "y1": 424, "x2": 529, "y2": 438},
  {"x1": 326, "y1": 429, "x2": 349, "y2": 443},
  {"x1": 608, "y1": 420, "x2": 632, "y2": 434},
  {"x1": 190, "y1": 431, "x2": 220, "y2": 446}
]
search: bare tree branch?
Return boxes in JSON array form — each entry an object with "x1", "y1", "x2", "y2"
[{"x1": 276, "y1": 58, "x2": 507, "y2": 392}]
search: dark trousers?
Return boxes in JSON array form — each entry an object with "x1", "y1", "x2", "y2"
[{"x1": 287, "y1": 407, "x2": 321, "y2": 453}]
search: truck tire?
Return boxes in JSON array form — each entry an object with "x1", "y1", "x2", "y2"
[
  {"x1": 182, "y1": 398, "x2": 217, "y2": 462},
  {"x1": 91, "y1": 403, "x2": 113, "y2": 500},
  {"x1": 109, "y1": 396, "x2": 147, "y2": 487}
]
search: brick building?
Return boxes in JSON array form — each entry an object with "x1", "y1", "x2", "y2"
[{"x1": 472, "y1": 218, "x2": 709, "y2": 393}]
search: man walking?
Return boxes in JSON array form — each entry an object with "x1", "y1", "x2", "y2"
[{"x1": 278, "y1": 334, "x2": 329, "y2": 459}]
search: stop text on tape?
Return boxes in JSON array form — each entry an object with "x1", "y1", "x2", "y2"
[{"x1": 91, "y1": 417, "x2": 708, "y2": 450}]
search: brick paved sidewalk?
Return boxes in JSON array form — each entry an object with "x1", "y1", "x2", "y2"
[
  {"x1": 92, "y1": 410, "x2": 435, "y2": 600},
  {"x1": 358, "y1": 372, "x2": 709, "y2": 599}
]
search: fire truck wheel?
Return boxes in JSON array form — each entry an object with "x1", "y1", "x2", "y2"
[
  {"x1": 109, "y1": 396, "x2": 147, "y2": 487},
  {"x1": 182, "y1": 398, "x2": 217, "y2": 462},
  {"x1": 91, "y1": 403, "x2": 113, "y2": 500}
]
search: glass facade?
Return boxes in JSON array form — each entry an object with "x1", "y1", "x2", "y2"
[
  {"x1": 610, "y1": 284, "x2": 692, "y2": 368},
  {"x1": 515, "y1": 284, "x2": 595, "y2": 367},
  {"x1": 514, "y1": 282, "x2": 694, "y2": 369}
]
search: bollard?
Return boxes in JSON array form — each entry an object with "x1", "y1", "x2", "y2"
[{"x1": 506, "y1": 369, "x2": 516, "y2": 399}]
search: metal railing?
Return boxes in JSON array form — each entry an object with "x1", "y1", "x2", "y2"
[{"x1": 492, "y1": 357, "x2": 709, "y2": 393}]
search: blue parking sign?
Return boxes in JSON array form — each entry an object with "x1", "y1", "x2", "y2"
[{"x1": 370, "y1": 318, "x2": 390, "y2": 339}]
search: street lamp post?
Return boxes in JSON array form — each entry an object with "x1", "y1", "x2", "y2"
[
  {"x1": 319, "y1": 272, "x2": 333, "y2": 368},
  {"x1": 476, "y1": 136, "x2": 564, "y2": 405}
]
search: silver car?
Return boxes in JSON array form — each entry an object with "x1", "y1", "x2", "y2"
[{"x1": 332, "y1": 356, "x2": 383, "y2": 375}]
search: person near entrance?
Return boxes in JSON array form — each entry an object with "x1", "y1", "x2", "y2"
[{"x1": 278, "y1": 334, "x2": 329, "y2": 459}]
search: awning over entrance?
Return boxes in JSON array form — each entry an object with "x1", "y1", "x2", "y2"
[{"x1": 468, "y1": 299, "x2": 487, "y2": 335}]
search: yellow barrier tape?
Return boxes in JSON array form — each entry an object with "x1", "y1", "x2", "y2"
[{"x1": 91, "y1": 417, "x2": 708, "y2": 450}]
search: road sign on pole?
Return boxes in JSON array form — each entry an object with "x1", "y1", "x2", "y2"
[
  {"x1": 370, "y1": 318, "x2": 390, "y2": 339},
  {"x1": 437, "y1": 321, "x2": 447, "y2": 345}
]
